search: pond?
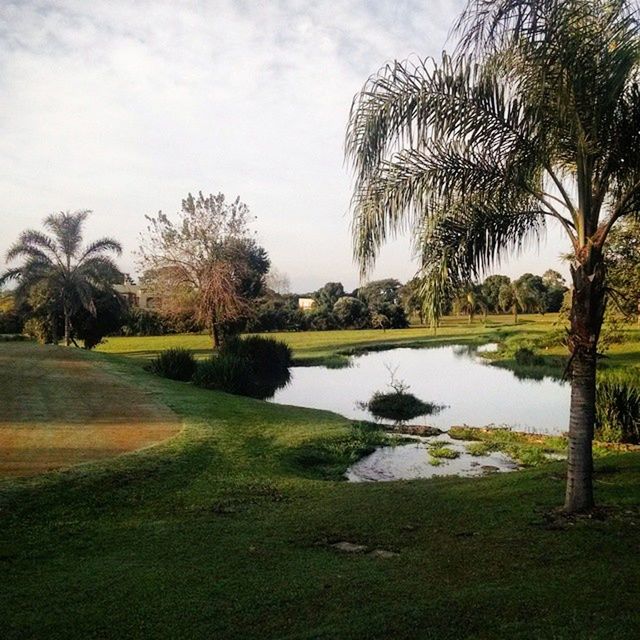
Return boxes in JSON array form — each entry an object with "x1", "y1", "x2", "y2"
[
  {"x1": 270, "y1": 344, "x2": 570, "y2": 434},
  {"x1": 346, "y1": 433, "x2": 520, "y2": 482}
]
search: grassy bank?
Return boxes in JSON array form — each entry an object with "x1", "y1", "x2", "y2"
[
  {"x1": 97, "y1": 314, "x2": 559, "y2": 366},
  {"x1": 1, "y1": 342, "x2": 640, "y2": 639}
]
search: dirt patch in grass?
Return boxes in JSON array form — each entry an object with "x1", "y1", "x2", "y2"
[{"x1": 0, "y1": 343, "x2": 181, "y2": 476}]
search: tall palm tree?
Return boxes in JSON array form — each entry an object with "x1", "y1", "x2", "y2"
[
  {"x1": 1, "y1": 211, "x2": 122, "y2": 345},
  {"x1": 346, "y1": 0, "x2": 640, "y2": 513},
  {"x1": 498, "y1": 279, "x2": 541, "y2": 324}
]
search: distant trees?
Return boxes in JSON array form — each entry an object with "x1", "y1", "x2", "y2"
[
  {"x1": 138, "y1": 192, "x2": 270, "y2": 348},
  {"x1": 0, "y1": 211, "x2": 122, "y2": 345},
  {"x1": 313, "y1": 282, "x2": 345, "y2": 311},
  {"x1": 333, "y1": 296, "x2": 369, "y2": 329},
  {"x1": 606, "y1": 218, "x2": 640, "y2": 320}
]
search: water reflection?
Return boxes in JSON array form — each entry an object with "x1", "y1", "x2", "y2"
[
  {"x1": 346, "y1": 434, "x2": 519, "y2": 482},
  {"x1": 270, "y1": 344, "x2": 569, "y2": 434}
]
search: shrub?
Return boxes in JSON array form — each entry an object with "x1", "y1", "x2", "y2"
[
  {"x1": 150, "y1": 348, "x2": 197, "y2": 381},
  {"x1": 23, "y1": 317, "x2": 54, "y2": 344},
  {"x1": 596, "y1": 375, "x2": 640, "y2": 444},
  {"x1": 428, "y1": 445, "x2": 460, "y2": 459},
  {"x1": 193, "y1": 352, "x2": 254, "y2": 395},
  {"x1": 367, "y1": 391, "x2": 440, "y2": 422},
  {"x1": 193, "y1": 336, "x2": 292, "y2": 399},
  {"x1": 222, "y1": 336, "x2": 292, "y2": 375},
  {"x1": 514, "y1": 347, "x2": 544, "y2": 366}
]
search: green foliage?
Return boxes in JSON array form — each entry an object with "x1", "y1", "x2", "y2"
[
  {"x1": 149, "y1": 348, "x2": 197, "y2": 382},
  {"x1": 193, "y1": 336, "x2": 291, "y2": 399},
  {"x1": 73, "y1": 291, "x2": 127, "y2": 349},
  {"x1": 223, "y1": 335, "x2": 292, "y2": 376},
  {"x1": 514, "y1": 347, "x2": 544, "y2": 366},
  {"x1": 332, "y1": 296, "x2": 369, "y2": 329},
  {"x1": 465, "y1": 441, "x2": 494, "y2": 456},
  {"x1": 289, "y1": 422, "x2": 390, "y2": 479},
  {"x1": 449, "y1": 426, "x2": 566, "y2": 467},
  {"x1": 367, "y1": 391, "x2": 440, "y2": 422},
  {"x1": 313, "y1": 282, "x2": 345, "y2": 311},
  {"x1": 193, "y1": 351, "x2": 254, "y2": 395},
  {"x1": 0, "y1": 210, "x2": 122, "y2": 345},
  {"x1": 428, "y1": 444, "x2": 459, "y2": 459},
  {"x1": 22, "y1": 317, "x2": 54, "y2": 344},
  {"x1": 596, "y1": 374, "x2": 640, "y2": 444}
]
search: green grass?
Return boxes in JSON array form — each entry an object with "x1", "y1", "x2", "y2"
[
  {"x1": 450, "y1": 426, "x2": 573, "y2": 467},
  {"x1": 95, "y1": 314, "x2": 559, "y2": 366},
  {"x1": 2, "y1": 333, "x2": 640, "y2": 639},
  {"x1": 428, "y1": 444, "x2": 460, "y2": 459}
]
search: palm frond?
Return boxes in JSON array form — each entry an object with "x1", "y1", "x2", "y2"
[
  {"x1": 79, "y1": 237, "x2": 123, "y2": 262},
  {"x1": 44, "y1": 210, "x2": 90, "y2": 259}
]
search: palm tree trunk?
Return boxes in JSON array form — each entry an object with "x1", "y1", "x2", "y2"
[
  {"x1": 64, "y1": 306, "x2": 71, "y2": 346},
  {"x1": 564, "y1": 259, "x2": 607, "y2": 513}
]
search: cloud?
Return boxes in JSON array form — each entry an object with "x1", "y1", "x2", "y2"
[{"x1": 0, "y1": 0, "x2": 567, "y2": 291}]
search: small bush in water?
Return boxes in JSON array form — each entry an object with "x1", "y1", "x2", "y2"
[
  {"x1": 367, "y1": 392, "x2": 441, "y2": 422},
  {"x1": 150, "y1": 348, "x2": 196, "y2": 381},
  {"x1": 429, "y1": 445, "x2": 460, "y2": 459}
]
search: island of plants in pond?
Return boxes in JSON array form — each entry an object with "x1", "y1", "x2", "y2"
[{"x1": 359, "y1": 365, "x2": 446, "y2": 423}]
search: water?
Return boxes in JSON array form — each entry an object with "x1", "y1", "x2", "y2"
[
  {"x1": 271, "y1": 344, "x2": 569, "y2": 434},
  {"x1": 346, "y1": 434, "x2": 519, "y2": 482}
]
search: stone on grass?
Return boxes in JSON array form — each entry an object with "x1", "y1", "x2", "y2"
[
  {"x1": 369, "y1": 549, "x2": 399, "y2": 559},
  {"x1": 332, "y1": 541, "x2": 367, "y2": 553}
]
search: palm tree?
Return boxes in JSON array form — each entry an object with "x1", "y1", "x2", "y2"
[
  {"x1": 1, "y1": 211, "x2": 122, "y2": 345},
  {"x1": 498, "y1": 279, "x2": 540, "y2": 324},
  {"x1": 346, "y1": 0, "x2": 640, "y2": 513},
  {"x1": 456, "y1": 284, "x2": 488, "y2": 324}
]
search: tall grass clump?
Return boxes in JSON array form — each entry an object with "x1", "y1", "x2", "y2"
[
  {"x1": 193, "y1": 336, "x2": 291, "y2": 399},
  {"x1": 596, "y1": 374, "x2": 640, "y2": 444},
  {"x1": 149, "y1": 348, "x2": 196, "y2": 381}
]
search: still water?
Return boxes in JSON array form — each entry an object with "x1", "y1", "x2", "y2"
[{"x1": 270, "y1": 344, "x2": 570, "y2": 434}]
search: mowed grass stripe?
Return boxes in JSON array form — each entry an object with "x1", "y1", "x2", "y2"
[{"x1": 0, "y1": 343, "x2": 181, "y2": 476}]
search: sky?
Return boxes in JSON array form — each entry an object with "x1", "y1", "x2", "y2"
[{"x1": 0, "y1": 0, "x2": 570, "y2": 293}]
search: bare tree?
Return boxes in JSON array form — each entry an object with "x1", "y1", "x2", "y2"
[{"x1": 138, "y1": 192, "x2": 269, "y2": 347}]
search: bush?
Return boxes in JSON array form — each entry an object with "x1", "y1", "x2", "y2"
[
  {"x1": 429, "y1": 444, "x2": 460, "y2": 459},
  {"x1": 367, "y1": 391, "x2": 441, "y2": 422},
  {"x1": 193, "y1": 336, "x2": 292, "y2": 399},
  {"x1": 222, "y1": 336, "x2": 292, "y2": 375},
  {"x1": 596, "y1": 375, "x2": 640, "y2": 444},
  {"x1": 150, "y1": 348, "x2": 197, "y2": 381},
  {"x1": 23, "y1": 317, "x2": 54, "y2": 344},
  {"x1": 514, "y1": 347, "x2": 544, "y2": 366},
  {"x1": 193, "y1": 352, "x2": 254, "y2": 395}
]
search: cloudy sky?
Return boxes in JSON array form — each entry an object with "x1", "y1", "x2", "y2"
[{"x1": 0, "y1": 0, "x2": 568, "y2": 292}]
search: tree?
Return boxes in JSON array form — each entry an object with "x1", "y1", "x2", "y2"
[
  {"x1": 606, "y1": 218, "x2": 640, "y2": 320},
  {"x1": 265, "y1": 268, "x2": 291, "y2": 295},
  {"x1": 346, "y1": 0, "x2": 640, "y2": 512},
  {"x1": 356, "y1": 278, "x2": 402, "y2": 309},
  {"x1": 542, "y1": 269, "x2": 569, "y2": 312},
  {"x1": 0, "y1": 211, "x2": 122, "y2": 345},
  {"x1": 399, "y1": 277, "x2": 426, "y2": 323},
  {"x1": 454, "y1": 284, "x2": 488, "y2": 323},
  {"x1": 138, "y1": 192, "x2": 270, "y2": 348},
  {"x1": 313, "y1": 282, "x2": 345, "y2": 311},
  {"x1": 481, "y1": 275, "x2": 511, "y2": 313},
  {"x1": 332, "y1": 296, "x2": 369, "y2": 329},
  {"x1": 514, "y1": 274, "x2": 547, "y2": 314},
  {"x1": 497, "y1": 278, "x2": 539, "y2": 324}
]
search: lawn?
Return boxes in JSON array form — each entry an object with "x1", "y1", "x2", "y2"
[
  {"x1": 0, "y1": 342, "x2": 180, "y2": 476},
  {"x1": 1, "y1": 339, "x2": 639, "y2": 639},
  {"x1": 97, "y1": 313, "x2": 560, "y2": 365}
]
